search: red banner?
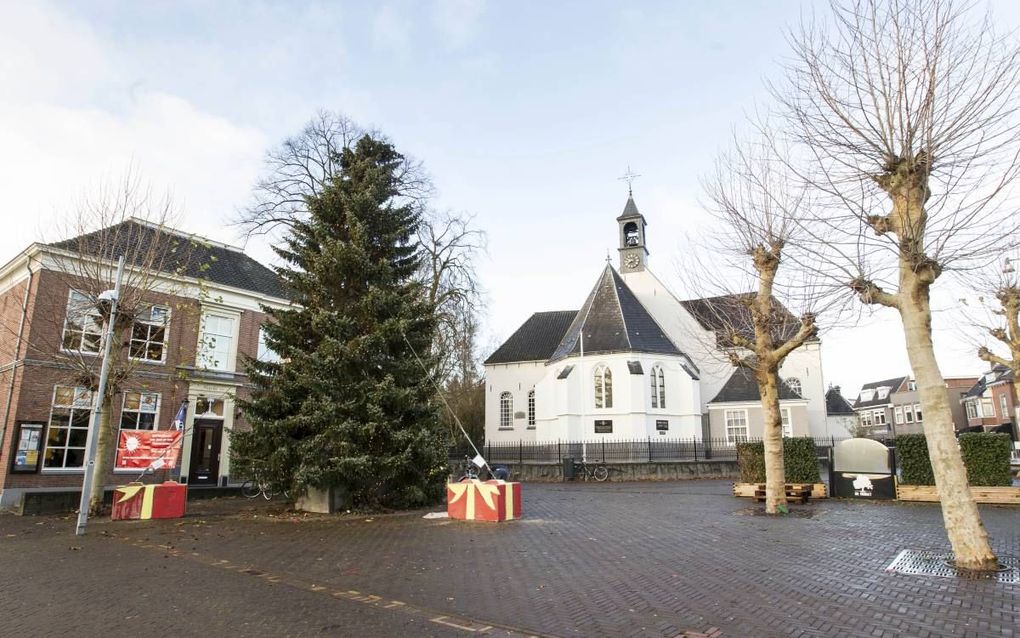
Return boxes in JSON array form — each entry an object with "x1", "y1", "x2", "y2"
[{"x1": 116, "y1": 430, "x2": 183, "y2": 470}]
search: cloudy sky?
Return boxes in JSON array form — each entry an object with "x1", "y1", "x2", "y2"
[{"x1": 3, "y1": 0, "x2": 1019, "y2": 398}]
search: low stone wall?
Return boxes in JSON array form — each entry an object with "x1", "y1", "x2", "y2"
[{"x1": 505, "y1": 460, "x2": 740, "y2": 483}]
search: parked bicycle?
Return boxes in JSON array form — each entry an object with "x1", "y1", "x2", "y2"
[
  {"x1": 454, "y1": 455, "x2": 511, "y2": 482},
  {"x1": 573, "y1": 459, "x2": 610, "y2": 482},
  {"x1": 240, "y1": 467, "x2": 289, "y2": 501}
]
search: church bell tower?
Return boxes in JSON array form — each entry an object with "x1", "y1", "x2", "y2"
[{"x1": 617, "y1": 194, "x2": 648, "y2": 273}]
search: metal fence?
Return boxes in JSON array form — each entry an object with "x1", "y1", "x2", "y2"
[{"x1": 449, "y1": 436, "x2": 853, "y2": 466}]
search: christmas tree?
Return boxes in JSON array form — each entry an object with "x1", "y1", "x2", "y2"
[{"x1": 233, "y1": 136, "x2": 448, "y2": 508}]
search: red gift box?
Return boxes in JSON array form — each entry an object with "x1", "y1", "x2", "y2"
[
  {"x1": 112, "y1": 481, "x2": 187, "y2": 520},
  {"x1": 447, "y1": 479, "x2": 521, "y2": 522}
]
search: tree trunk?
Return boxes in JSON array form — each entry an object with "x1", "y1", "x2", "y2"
[
  {"x1": 88, "y1": 401, "x2": 114, "y2": 516},
  {"x1": 899, "y1": 289, "x2": 998, "y2": 570},
  {"x1": 759, "y1": 369, "x2": 787, "y2": 514}
]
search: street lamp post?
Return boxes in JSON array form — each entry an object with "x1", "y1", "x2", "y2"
[{"x1": 76, "y1": 255, "x2": 125, "y2": 536}]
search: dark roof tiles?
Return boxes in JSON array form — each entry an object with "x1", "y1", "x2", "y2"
[
  {"x1": 709, "y1": 367, "x2": 803, "y2": 404},
  {"x1": 484, "y1": 311, "x2": 577, "y2": 364}
]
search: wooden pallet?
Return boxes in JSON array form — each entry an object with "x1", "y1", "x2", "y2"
[
  {"x1": 732, "y1": 482, "x2": 827, "y2": 500},
  {"x1": 896, "y1": 484, "x2": 1020, "y2": 504}
]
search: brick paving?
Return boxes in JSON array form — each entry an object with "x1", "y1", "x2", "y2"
[{"x1": 2, "y1": 480, "x2": 1018, "y2": 637}]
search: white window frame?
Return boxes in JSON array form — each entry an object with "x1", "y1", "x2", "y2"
[
  {"x1": 594, "y1": 364, "x2": 613, "y2": 409},
  {"x1": 904, "y1": 407, "x2": 913, "y2": 423},
  {"x1": 981, "y1": 397, "x2": 994, "y2": 418},
  {"x1": 257, "y1": 326, "x2": 282, "y2": 363},
  {"x1": 119, "y1": 391, "x2": 161, "y2": 431},
  {"x1": 1000, "y1": 394, "x2": 1008, "y2": 420},
  {"x1": 894, "y1": 406, "x2": 904, "y2": 425},
  {"x1": 966, "y1": 400, "x2": 978, "y2": 419},
  {"x1": 860, "y1": 410, "x2": 873, "y2": 427},
  {"x1": 61, "y1": 290, "x2": 104, "y2": 355},
  {"x1": 785, "y1": 377, "x2": 802, "y2": 397},
  {"x1": 198, "y1": 311, "x2": 239, "y2": 372},
  {"x1": 650, "y1": 364, "x2": 665, "y2": 409},
  {"x1": 42, "y1": 386, "x2": 93, "y2": 471},
  {"x1": 860, "y1": 389, "x2": 875, "y2": 402},
  {"x1": 725, "y1": 409, "x2": 749, "y2": 444},
  {"x1": 913, "y1": 403, "x2": 923, "y2": 422},
  {"x1": 499, "y1": 392, "x2": 513, "y2": 429},
  {"x1": 872, "y1": 409, "x2": 886, "y2": 426},
  {"x1": 527, "y1": 389, "x2": 536, "y2": 427},
  {"x1": 780, "y1": 406, "x2": 792, "y2": 437},
  {"x1": 129, "y1": 304, "x2": 170, "y2": 363}
]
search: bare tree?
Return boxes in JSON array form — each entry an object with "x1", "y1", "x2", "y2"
[
  {"x1": 691, "y1": 134, "x2": 822, "y2": 514},
  {"x1": 238, "y1": 110, "x2": 486, "y2": 383},
  {"x1": 775, "y1": 0, "x2": 1020, "y2": 569}
]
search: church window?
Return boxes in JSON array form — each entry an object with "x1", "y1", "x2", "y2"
[
  {"x1": 500, "y1": 392, "x2": 513, "y2": 429},
  {"x1": 623, "y1": 222, "x2": 640, "y2": 246},
  {"x1": 725, "y1": 409, "x2": 749, "y2": 444},
  {"x1": 785, "y1": 377, "x2": 802, "y2": 397},
  {"x1": 650, "y1": 365, "x2": 665, "y2": 408},
  {"x1": 594, "y1": 365, "x2": 613, "y2": 409},
  {"x1": 527, "y1": 390, "x2": 536, "y2": 427}
]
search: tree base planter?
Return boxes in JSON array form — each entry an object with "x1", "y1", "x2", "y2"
[
  {"x1": 896, "y1": 484, "x2": 1020, "y2": 504},
  {"x1": 732, "y1": 482, "x2": 827, "y2": 500},
  {"x1": 295, "y1": 485, "x2": 351, "y2": 513}
]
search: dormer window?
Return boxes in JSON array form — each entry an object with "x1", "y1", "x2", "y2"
[
  {"x1": 860, "y1": 389, "x2": 875, "y2": 402},
  {"x1": 877, "y1": 387, "x2": 890, "y2": 399},
  {"x1": 907, "y1": 380, "x2": 917, "y2": 391}
]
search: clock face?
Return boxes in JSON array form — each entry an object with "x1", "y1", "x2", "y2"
[{"x1": 625, "y1": 254, "x2": 640, "y2": 268}]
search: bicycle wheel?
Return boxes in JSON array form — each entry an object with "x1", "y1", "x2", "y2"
[
  {"x1": 593, "y1": 465, "x2": 609, "y2": 482},
  {"x1": 240, "y1": 480, "x2": 260, "y2": 499}
]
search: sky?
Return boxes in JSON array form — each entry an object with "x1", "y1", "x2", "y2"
[{"x1": 2, "y1": 0, "x2": 1019, "y2": 399}]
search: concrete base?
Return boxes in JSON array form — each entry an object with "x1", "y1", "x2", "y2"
[{"x1": 295, "y1": 485, "x2": 352, "y2": 513}]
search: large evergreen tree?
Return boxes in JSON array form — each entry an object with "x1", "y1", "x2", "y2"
[{"x1": 232, "y1": 136, "x2": 448, "y2": 509}]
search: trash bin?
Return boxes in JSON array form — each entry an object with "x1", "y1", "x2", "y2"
[{"x1": 562, "y1": 457, "x2": 575, "y2": 481}]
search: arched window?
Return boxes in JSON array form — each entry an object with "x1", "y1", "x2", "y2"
[
  {"x1": 657, "y1": 366, "x2": 665, "y2": 409},
  {"x1": 594, "y1": 365, "x2": 613, "y2": 408},
  {"x1": 785, "y1": 377, "x2": 802, "y2": 397},
  {"x1": 527, "y1": 389, "x2": 536, "y2": 427},
  {"x1": 500, "y1": 392, "x2": 513, "y2": 428},
  {"x1": 650, "y1": 365, "x2": 666, "y2": 409}
]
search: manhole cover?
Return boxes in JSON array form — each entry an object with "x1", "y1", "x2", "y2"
[{"x1": 886, "y1": 549, "x2": 1020, "y2": 583}]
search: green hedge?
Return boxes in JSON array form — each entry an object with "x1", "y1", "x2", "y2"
[
  {"x1": 896, "y1": 432, "x2": 1012, "y2": 486},
  {"x1": 895, "y1": 434, "x2": 934, "y2": 485},
  {"x1": 959, "y1": 433, "x2": 1013, "y2": 487},
  {"x1": 736, "y1": 437, "x2": 820, "y2": 484}
]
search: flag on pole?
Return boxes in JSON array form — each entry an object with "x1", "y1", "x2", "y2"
[{"x1": 172, "y1": 400, "x2": 188, "y2": 431}]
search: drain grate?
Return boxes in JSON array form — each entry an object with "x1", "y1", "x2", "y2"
[{"x1": 886, "y1": 550, "x2": 1020, "y2": 584}]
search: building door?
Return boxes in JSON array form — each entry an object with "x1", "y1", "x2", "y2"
[{"x1": 188, "y1": 419, "x2": 222, "y2": 485}]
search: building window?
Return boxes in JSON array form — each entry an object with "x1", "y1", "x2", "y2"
[
  {"x1": 982, "y1": 398, "x2": 994, "y2": 419},
  {"x1": 499, "y1": 392, "x2": 513, "y2": 429},
  {"x1": 872, "y1": 409, "x2": 886, "y2": 426},
  {"x1": 594, "y1": 365, "x2": 613, "y2": 409},
  {"x1": 725, "y1": 409, "x2": 749, "y2": 444},
  {"x1": 43, "y1": 386, "x2": 92, "y2": 470},
  {"x1": 780, "y1": 407, "x2": 792, "y2": 437},
  {"x1": 785, "y1": 377, "x2": 802, "y2": 397},
  {"x1": 860, "y1": 410, "x2": 873, "y2": 427},
  {"x1": 257, "y1": 326, "x2": 282, "y2": 363},
  {"x1": 120, "y1": 391, "x2": 160, "y2": 430},
  {"x1": 908, "y1": 380, "x2": 917, "y2": 391},
  {"x1": 1000, "y1": 394, "x2": 1008, "y2": 420},
  {"x1": 966, "y1": 400, "x2": 978, "y2": 419},
  {"x1": 198, "y1": 314, "x2": 236, "y2": 371},
  {"x1": 877, "y1": 387, "x2": 890, "y2": 399},
  {"x1": 894, "y1": 406, "x2": 904, "y2": 425},
  {"x1": 129, "y1": 305, "x2": 169, "y2": 362},
  {"x1": 61, "y1": 290, "x2": 103, "y2": 353},
  {"x1": 527, "y1": 389, "x2": 535, "y2": 427},
  {"x1": 650, "y1": 365, "x2": 665, "y2": 408},
  {"x1": 913, "y1": 403, "x2": 923, "y2": 422},
  {"x1": 194, "y1": 396, "x2": 225, "y2": 419},
  {"x1": 904, "y1": 407, "x2": 913, "y2": 423}
]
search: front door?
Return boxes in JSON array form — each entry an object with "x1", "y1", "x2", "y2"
[{"x1": 188, "y1": 419, "x2": 222, "y2": 485}]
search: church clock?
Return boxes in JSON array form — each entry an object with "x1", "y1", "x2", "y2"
[{"x1": 624, "y1": 254, "x2": 641, "y2": 269}]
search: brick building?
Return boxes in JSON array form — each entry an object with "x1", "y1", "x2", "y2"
[
  {"x1": 961, "y1": 365, "x2": 1017, "y2": 437},
  {"x1": 0, "y1": 219, "x2": 289, "y2": 509}
]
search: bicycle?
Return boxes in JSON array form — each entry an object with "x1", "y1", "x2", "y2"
[
  {"x1": 573, "y1": 459, "x2": 609, "y2": 482},
  {"x1": 453, "y1": 455, "x2": 512, "y2": 482},
  {"x1": 240, "y1": 470, "x2": 290, "y2": 501}
]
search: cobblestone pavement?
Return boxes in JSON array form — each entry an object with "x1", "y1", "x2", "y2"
[{"x1": 2, "y1": 480, "x2": 1018, "y2": 637}]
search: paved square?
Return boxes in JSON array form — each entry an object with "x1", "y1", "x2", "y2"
[{"x1": 2, "y1": 480, "x2": 1017, "y2": 637}]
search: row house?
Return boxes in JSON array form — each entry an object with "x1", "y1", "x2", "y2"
[
  {"x1": 853, "y1": 375, "x2": 982, "y2": 437},
  {"x1": 961, "y1": 365, "x2": 1017, "y2": 437},
  {"x1": 851, "y1": 376, "x2": 909, "y2": 437},
  {"x1": 0, "y1": 219, "x2": 290, "y2": 510}
]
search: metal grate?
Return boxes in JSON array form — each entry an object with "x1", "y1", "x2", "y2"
[{"x1": 886, "y1": 549, "x2": 1020, "y2": 584}]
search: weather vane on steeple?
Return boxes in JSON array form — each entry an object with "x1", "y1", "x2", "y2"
[{"x1": 618, "y1": 166, "x2": 641, "y2": 196}]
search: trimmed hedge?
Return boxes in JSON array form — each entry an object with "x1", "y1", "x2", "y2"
[
  {"x1": 736, "y1": 437, "x2": 821, "y2": 484},
  {"x1": 895, "y1": 434, "x2": 935, "y2": 486},
  {"x1": 959, "y1": 432, "x2": 1013, "y2": 487},
  {"x1": 895, "y1": 432, "x2": 1013, "y2": 487}
]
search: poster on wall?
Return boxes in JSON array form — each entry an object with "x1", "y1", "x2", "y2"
[
  {"x1": 116, "y1": 430, "x2": 184, "y2": 471},
  {"x1": 11, "y1": 422, "x2": 43, "y2": 473}
]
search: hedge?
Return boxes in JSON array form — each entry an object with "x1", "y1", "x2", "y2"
[
  {"x1": 895, "y1": 434, "x2": 934, "y2": 485},
  {"x1": 895, "y1": 432, "x2": 1012, "y2": 487},
  {"x1": 736, "y1": 437, "x2": 820, "y2": 484},
  {"x1": 959, "y1": 432, "x2": 1013, "y2": 487}
]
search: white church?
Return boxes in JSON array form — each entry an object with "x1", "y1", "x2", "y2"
[{"x1": 484, "y1": 194, "x2": 837, "y2": 444}]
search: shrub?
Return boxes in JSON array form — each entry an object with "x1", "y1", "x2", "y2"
[
  {"x1": 895, "y1": 434, "x2": 934, "y2": 485},
  {"x1": 736, "y1": 437, "x2": 820, "y2": 484},
  {"x1": 959, "y1": 433, "x2": 1013, "y2": 487}
]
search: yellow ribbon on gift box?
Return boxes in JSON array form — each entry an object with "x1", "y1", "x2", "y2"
[
  {"x1": 115, "y1": 483, "x2": 157, "y2": 519},
  {"x1": 447, "y1": 479, "x2": 501, "y2": 520}
]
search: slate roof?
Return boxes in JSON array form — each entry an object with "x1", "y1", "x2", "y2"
[
  {"x1": 548, "y1": 265, "x2": 681, "y2": 362},
  {"x1": 680, "y1": 293, "x2": 804, "y2": 346},
  {"x1": 963, "y1": 365, "x2": 1012, "y2": 399},
  {"x1": 49, "y1": 219, "x2": 290, "y2": 300},
  {"x1": 708, "y1": 367, "x2": 804, "y2": 404},
  {"x1": 825, "y1": 386, "x2": 855, "y2": 415},
  {"x1": 852, "y1": 376, "x2": 909, "y2": 409},
  {"x1": 616, "y1": 195, "x2": 644, "y2": 221},
  {"x1": 484, "y1": 310, "x2": 577, "y2": 364}
]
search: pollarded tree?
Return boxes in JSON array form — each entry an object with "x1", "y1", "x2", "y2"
[
  {"x1": 969, "y1": 261, "x2": 1020, "y2": 434},
  {"x1": 776, "y1": 0, "x2": 1020, "y2": 569},
  {"x1": 232, "y1": 135, "x2": 448, "y2": 508},
  {"x1": 693, "y1": 134, "x2": 820, "y2": 514}
]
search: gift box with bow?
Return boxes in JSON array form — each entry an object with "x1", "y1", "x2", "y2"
[
  {"x1": 447, "y1": 479, "x2": 521, "y2": 522},
  {"x1": 111, "y1": 481, "x2": 187, "y2": 521}
]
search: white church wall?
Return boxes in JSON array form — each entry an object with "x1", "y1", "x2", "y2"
[
  {"x1": 484, "y1": 361, "x2": 546, "y2": 443},
  {"x1": 778, "y1": 341, "x2": 827, "y2": 438}
]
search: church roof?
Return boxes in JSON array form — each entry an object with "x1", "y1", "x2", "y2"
[
  {"x1": 616, "y1": 195, "x2": 644, "y2": 221},
  {"x1": 484, "y1": 310, "x2": 577, "y2": 364},
  {"x1": 825, "y1": 386, "x2": 855, "y2": 415},
  {"x1": 548, "y1": 264, "x2": 681, "y2": 362},
  {"x1": 680, "y1": 293, "x2": 803, "y2": 346},
  {"x1": 709, "y1": 367, "x2": 804, "y2": 404}
]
